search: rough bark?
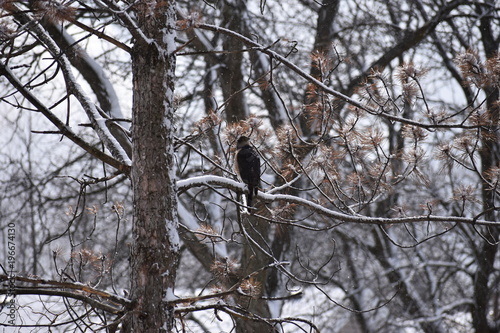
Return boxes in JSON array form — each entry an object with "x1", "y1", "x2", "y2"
[
  {"x1": 473, "y1": 2, "x2": 500, "y2": 331},
  {"x1": 123, "y1": 1, "x2": 180, "y2": 332},
  {"x1": 220, "y1": 0, "x2": 250, "y2": 123}
]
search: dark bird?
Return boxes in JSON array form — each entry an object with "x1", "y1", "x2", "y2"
[{"x1": 235, "y1": 136, "x2": 260, "y2": 207}]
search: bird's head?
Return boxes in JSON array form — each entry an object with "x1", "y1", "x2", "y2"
[{"x1": 236, "y1": 136, "x2": 251, "y2": 149}]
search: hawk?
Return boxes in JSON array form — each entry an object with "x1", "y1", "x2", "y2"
[{"x1": 235, "y1": 136, "x2": 260, "y2": 207}]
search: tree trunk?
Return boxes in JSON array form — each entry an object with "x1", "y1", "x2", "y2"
[
  {"x1": 220, "y1": 0, "x2": 250, "y2": 123},
  {"x1": 472, "y1": 2, "x2": 500, "y2": 331},
  {"x1": 235, "y1": 213, "x2": 275, "y2": 332},
  {"x1": 300, "y1": 0, "x2": 340, "y2": 137},
  {"x1": 123, "y1": 1, "x2": 180, "y2": 332}
]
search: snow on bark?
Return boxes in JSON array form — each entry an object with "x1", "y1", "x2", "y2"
[
  {"x1": 163, "y1": 287, "x2": 177, "y2": 303},
  {"x1": 166, "y1": 217, "x2": 180, "y2": 253}
]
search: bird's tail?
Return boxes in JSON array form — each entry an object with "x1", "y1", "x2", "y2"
[{"x1": 247, "y1": 186, "x2": 258, "y2": 207}]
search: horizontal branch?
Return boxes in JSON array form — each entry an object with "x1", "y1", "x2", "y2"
[
  {"x1": 177, "y1": 175, "x2": 495, "y2": 226},
  {"x1": 0, "y1": 274, "x2": 131, "y2": 314},
  {"x1": 0, "y1": 287, "x2": 122, "y2": 314},
  {"x1": 176, "y1": 302, "x2": 319, "y2": 332}
]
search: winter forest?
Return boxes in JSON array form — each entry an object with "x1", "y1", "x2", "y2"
[{"x1": 1, "y1": 0, "x2": 499, "y2": 332}]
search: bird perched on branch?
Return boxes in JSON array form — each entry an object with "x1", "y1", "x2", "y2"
[{"x1": 234, "y1": 136, "x2": 260, "y2": 207}]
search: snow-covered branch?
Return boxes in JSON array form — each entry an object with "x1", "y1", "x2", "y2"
[
  {"x1": 177, "y1": 175, "x2": 495, "y2": 226},
  {"x1": 97, "y1": 0, "x2": 152, "y2": 46},
  {"x1": 7, "y1": 3, "x2": 132, "y2": 167},
  {"x1": 0, "y1": 274, "x2": 130, "y2": 314},
  {"x1": 0, "y1": 62, "x2": 130, "y2": 174}
]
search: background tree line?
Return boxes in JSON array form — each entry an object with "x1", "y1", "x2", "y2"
[{"x1": 0, "y1": 0, "x2": 499, "y2": 332}]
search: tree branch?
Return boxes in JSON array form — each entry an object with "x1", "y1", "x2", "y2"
[
  {"x1": 177, "y1": 175, "x2": 497, "y2": 226},
  {"x1": 5, "y1": 2, "x2": 132, "y2": 167},
  {"x1": 0, "y1": 61, "x2": 130, "y2": 174},
  {"x1": 0, "y1": 274, "x2": 131, "y2": 314},
  {"x1": 196, "y1": 22, "x2": 481, "y2": 130}
]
